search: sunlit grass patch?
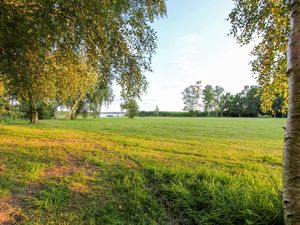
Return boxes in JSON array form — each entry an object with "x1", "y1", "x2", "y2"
[{"x1": 0, "y1": 117, "x2": 285, "y2": 224}]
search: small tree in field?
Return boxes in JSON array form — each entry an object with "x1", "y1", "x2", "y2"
[
  {"x1": 154, "y1": 105, "x2": 160, "y2": 117},
  {"x1": 214, "y1": 86, "x2": 225, "y2": 116},
  {"x1": 182, "y1": 81, "x2": 202, "y2": 117},
  {"x1": 202, "y1": 85, "x2": 216, "y2": 116},
  {"x1": 121, "y1": 99, "x2": 139, "y2": 119}
]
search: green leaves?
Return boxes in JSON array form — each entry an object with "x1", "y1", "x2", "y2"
[
  {"x1": 182, "y1": 81, "x2": 202, "y2": 115},
  {"x1": 228, "y1": 0, "x2": 289, "y2": 113},
  {"x1": 121, "y1": 98, "x2": 139, "y2": 118},
  {"x1": 0, "y1": 0, "x2": 166, "y2": 121}
]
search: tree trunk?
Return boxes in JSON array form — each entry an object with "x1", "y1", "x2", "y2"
[
  {"x1": 69, "y1": 108, "x2": 78, "y2": 120},
  {"x1": 68, "y1": 98, "x2": 81, "y2": 120},
  {"x1": 283, "y1": 1, "x2": 300, "y2": 224},
  {"x1": 30, "y1": 97, "x2": 38, "y2": 123},
  {"x1": 97, "y1": 105, "x2": 102, "y2": 118}
]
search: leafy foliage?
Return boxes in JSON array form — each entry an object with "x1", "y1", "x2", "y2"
[
  {"x1": 202, "y1": 85, "x2": 216, "y2": 116},
  {"x1": 0, "y1": 0, "x2": 167, "y2": 122},
  {"x1": 182, "y1": 82, "x2": 269, "y2": 117},
  {"x1": 87, "y1": 81, "x2": 114, "y2": 118},
  {"x1": 121, "y1": 98, "x2": 139, "y2": 118},
  {"x1": 18, "y1": 101, "x2": 56, "y2": 120},
  {"x1": 228, "y1": 0, "x2": 289, "y2": 113},
  {"x1": 222, "y1": 86, "x2": 262, "y2": 117},
  {"x1": 182, "y1": 81, "x2": 202, "y2": 116}
]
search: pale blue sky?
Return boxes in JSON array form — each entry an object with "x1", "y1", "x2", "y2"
[{"x1": 104, "y1": 0, "x2": 256, "y2": 112}]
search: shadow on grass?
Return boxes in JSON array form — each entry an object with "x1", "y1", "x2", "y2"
[
  {"x1": 0, "y1": 121, "x2": 284, "y2": 225},
  {"x1": 0, "y1": 150, "x2": 284, "y2": 225},
  {"x1": 143, "y1": 168, "x2": 283, "y2": 225},
  {"x1": 23, "y1": 166, "x2": 168, "y2": 224},
  {"x1": 0, "y1": 148, "x2": 57, "y2": 197}
]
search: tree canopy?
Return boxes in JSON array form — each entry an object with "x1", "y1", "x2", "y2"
[
  {"x1": 202, "y1": 85, "x2": 215, "y2": 116},
  {"x1": 182, "y1": 81, "x2": 202, "y2": 116},
  {"x1": 0, "y1": 0, "x2": 167, "y2": 122},
  {"x1": 121, "y1": 98, "x2": 139, "y2": 118},
  {"x1": 228, "y1": 0, "x2": 289, "y2": 113}
]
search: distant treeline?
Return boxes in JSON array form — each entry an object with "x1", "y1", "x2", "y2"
[
  {"x1": 1, "y1": 84, "x2": 286, "y2": 121},
  {"x1": 144, "y1": 85, "x2": 286, "y2": 118},
  {"x1": 139, "y1": 111, "x2": 284, "y2": 118},
  {"x1": 139, "y1": 111, "x2": 207, "y2": 117}
]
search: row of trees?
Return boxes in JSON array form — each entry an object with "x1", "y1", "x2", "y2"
[
  {"x1": 182, "y1": 81, "x2": 285, "y2": 117},
  {"x1": 0, "y1": 0, "x2": 166, "y2": 123},
  {"x1": 0, "y1": 81, "x2": 114, "y2": 120}
]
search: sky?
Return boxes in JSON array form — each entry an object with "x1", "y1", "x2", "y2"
[{"x1": 103, "y1": 0, "x2": 256, "y2": 112}]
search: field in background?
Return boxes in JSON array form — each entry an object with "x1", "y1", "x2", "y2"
[{"x1": 0, "y1": 118, "x2": 285, "y2": 224}]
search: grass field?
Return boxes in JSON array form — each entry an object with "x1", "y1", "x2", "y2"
[{"x1": 0, "y1": 117, "x2": 285, "y2": 224}]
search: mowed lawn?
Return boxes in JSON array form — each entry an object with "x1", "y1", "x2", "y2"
[{"x1": 0, "y1": 117, "x2": 285, "y2": 224}]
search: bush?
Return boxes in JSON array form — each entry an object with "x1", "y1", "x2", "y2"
[{"x1": 18, "y1": 101, "x2": 56, "y2": 120}]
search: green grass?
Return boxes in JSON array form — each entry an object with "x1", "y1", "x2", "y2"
[{"x1": 0, "y1": 117, "x2": 285, "y2": 224}]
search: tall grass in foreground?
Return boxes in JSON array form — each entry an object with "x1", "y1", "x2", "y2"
[{"x1": 145, "y1": 168, "x2": 282, "y2": 225}]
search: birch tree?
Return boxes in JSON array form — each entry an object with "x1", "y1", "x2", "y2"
[
  {"x1": 182, "y1": 81, "x2": 202, "y2": 117},
  {"x1": 0, "y1": 0, "x2": 167, "y2": 123},
  {"x1": 229, "y1": 1, "x2": 300, "y2": 223},
  {"x1": 202, "y1": 85, "x2": 216, "y2": 116},
  {"x1": 284, "y1": 1, "x2": 300, "y2": 224}
]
